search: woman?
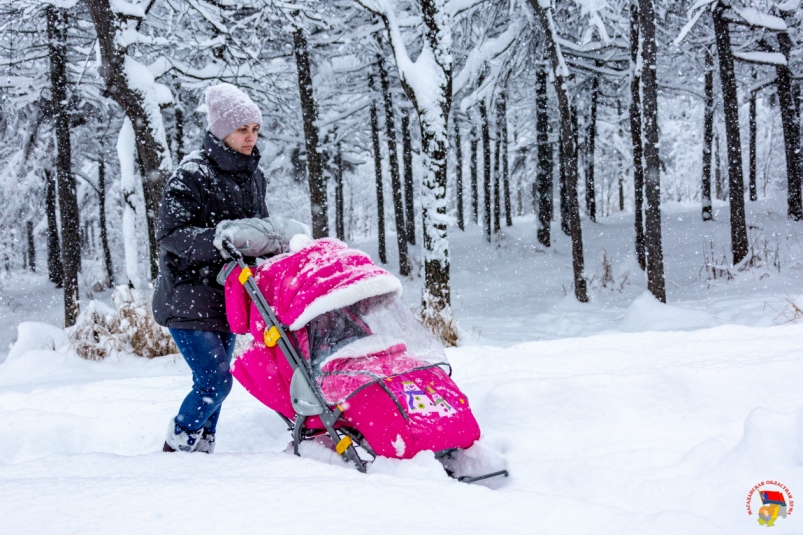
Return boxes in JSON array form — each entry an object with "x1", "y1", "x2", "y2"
[{"x1": 153, "y1": 83, "x2": 305, "y2": 453}]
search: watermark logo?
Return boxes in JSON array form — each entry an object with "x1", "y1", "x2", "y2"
[{"x1": 746, "y1": 481, "x2": 794, "y2": 527}]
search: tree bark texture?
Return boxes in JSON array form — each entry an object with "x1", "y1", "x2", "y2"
[
  {"x1": 454, "y1": 114, "x2": 464, "y2": 231},
  {"x1": 586, "y1": 75, "x2": 598, "y2": 222},
  {"x1": 702, "y1": 49, "x2": 714, "y2": 221},
  {"x1": 712, "y1": 4, "x2": 749, "y2": 264},
  {"x1": 715, "y1": 133, "x2": 724, "y2": 200},
  {"x1": 85, "y1": 0, "x2": 171, "y2": 277},
  {"x1": 776, "y1": 31, "x2": 802, "y2": 220},
  {"x1": 175, "y1": 104, "x2": 185, "y2": 164},
  {"x1": 493, "y1": 99, "x2": 501, "y2": 235},
  {"x1": 536, "y1": 66, "x2": 552, "y2": 247},
  {"x1": 369, "y1": 76, "x2": 387, "y2": 264},
  {"x1": 293, "y1": 25, "x2": 328, "y2": 237},
  {"x1": 335, "y1": 143, "x2": 345, "y2": 241},
  {"x1": 401, "y1": 108, "x2": 416, "y2": 244},
  {"x1": 630, "y1": 0, "x2": 646, "y2": 271},
  {"x1": 749, "y1": 88, "x2": 757, "y2": 202},
  {"x1": 470, "y1": 122, "x2": 479, "y2": 225},
  {"x1": 44, "y1": 169, "x2": 63, "y2": 287},
  {"x1": 617, "y1": 100, "x2": 625, "y2": 212},
  {"x1": 48, "y1": 6, "x2": 81, "y2": 326},
  {"x1": 378, "y1": 56, "x2": 410, "y2": 275},
  {"x1": 559, "y1": 127, "x2": 570, "y2": 236},
  {"x1": 527, "y1": 0, "x2": 588, "y2": 303},
  {"x1": 639, "y1": 0, "x2": 667, "y2": 302},
  {"x1": 98, "y1": 156, "x2": 114, "y2": 287},
  {"x1": 500, "y1": 91, "x2": 512, "y2": 227},
  {"x1": 480, "y1": 99, "x2": 492, "y2": 242},
  {"x1": 27, "y1": 221, "x2": 36, "y2": 273}
]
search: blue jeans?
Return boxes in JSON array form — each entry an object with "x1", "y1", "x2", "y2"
[{"x1": 170, "y1": 328, "x2": 237, "y2": 434}]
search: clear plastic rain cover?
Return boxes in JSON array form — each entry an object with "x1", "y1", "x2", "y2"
[{"x1": 305, "y1": 293, "x2": 448, "y2": 404}]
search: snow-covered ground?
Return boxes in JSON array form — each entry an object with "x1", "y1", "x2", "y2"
[{"x1": 2, "y1": 198, "x2": 803, "y2": 533}]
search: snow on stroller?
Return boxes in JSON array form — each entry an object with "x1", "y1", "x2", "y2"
[{"x1": 220, "y1": 238, "x2": 505, "y2": 482}]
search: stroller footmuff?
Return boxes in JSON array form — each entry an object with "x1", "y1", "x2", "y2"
[{"x1": 223, "y1": 238, "x2": 496, "y2": 476}]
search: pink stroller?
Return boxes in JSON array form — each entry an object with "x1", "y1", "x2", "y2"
[{"x1": 220, "y1": 238, "x2": 504, "y2": 482}]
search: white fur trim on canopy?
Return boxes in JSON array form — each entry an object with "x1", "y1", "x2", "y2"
[{"x1": 288, "y1": 273, "x2": 403, "y2": 331}]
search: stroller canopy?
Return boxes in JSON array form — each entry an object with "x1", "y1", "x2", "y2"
[
  {"x1": 232, "y1": 238, "x2": 448, "y2": 405},
  {"x1": 256, "y1": 238, "x2": 403, "y2": 331}
]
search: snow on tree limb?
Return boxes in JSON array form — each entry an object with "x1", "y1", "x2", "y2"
[
  {"x1": 673, "y1": 1, "x2": 714, "y2": 47},
  {"x1": 733, "y1": 50, "x2": 787, "y2": 66},
  {"x1": 727, "y1": 7, "x2": 787, "y2": 31},
  {"x1": 452, "y1": 19, "x2": 522, "y2": 95},
  {"x1": 109, "y1": 0, "x2": 144, "y2": 18}
]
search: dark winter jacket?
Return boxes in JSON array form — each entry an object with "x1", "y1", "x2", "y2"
[{"x1": 152, "y1": 132, "x2": 268, "y2": 332}]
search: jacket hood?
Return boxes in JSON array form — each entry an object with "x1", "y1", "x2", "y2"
[{"x1": 203, "y1": 131, "x2": 261, "y2": 181}]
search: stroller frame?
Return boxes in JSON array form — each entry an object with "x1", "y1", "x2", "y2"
[
  {"x1": 222, "y1": 241, "x2": 508, "y2": 483},
  {"x1": 223, "y1": 241, "x2": 368, "y2": 472}
]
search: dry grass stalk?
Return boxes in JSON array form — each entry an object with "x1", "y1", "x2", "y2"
[{"x1": 70, "y1": 286, "x2": 176, "y2": 360}]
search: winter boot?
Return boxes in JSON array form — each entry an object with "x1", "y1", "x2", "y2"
[
  {"x1": 163, "y1": 417, "x2": 203, "y2": 452},
  {"x1": 194, "y1": 432, "x2": 216, "y2": 454}
]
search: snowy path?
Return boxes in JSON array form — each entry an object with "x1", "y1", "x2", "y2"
[{"x1": 2, "y1": 323, "x2": 803, "y2": 533}]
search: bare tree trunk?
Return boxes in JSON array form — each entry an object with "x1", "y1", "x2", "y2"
[
  {"x1": 480, "y1": 99, "x2": 492, "y2": 242},
  {"x1": 26, "y1": 221, "x2": 35, "y2": 272},
  {"x1": 586, "y1": 74, "x2": 598, "y2": 222},
  {"x1": 702, "y1": 49, "x2": 714, "y2": 221},
  {"x1": 293, "y1": 25, "x2": 328, "y2": 237},
  {"x1": 334, "y1": 142, "x2": 345, "y2": 241},
  {"x1": 378, "y1": 55, "x2": 410, "y2": 275},
  {"x1": 640, "y1": 0, "x2": 666, "y2": 302},
  {"x1": 85, "y1": 0, "x2": 171, "y2": 280},
  {"x1": 776, "y1": 31, "x2": 802, "y2": 220},
  {"x1": 617, "y1": 100, "x2": 625, "y2": 212},
  {"x1": 715, "y1": 133, "x2": 724, "y2": 200},
  {"x1": 748, "y1": 88, "x2": 757, "y2": 202},
  {"x1": 470, "y1": 122, "x2": 479, "y2": 225},
  {"x1": 455, "y1": 114, "x2": 464, "y2": 231},
  {"x1": 48, "y1": 6, "x2": 80, "y2": 326},
  {"x1": 493, "y1": 99, "x2": 501, "y2": 235},
  {"x1": 98, "y1": 155, "x2": 114, "y2": 287},
  {"x1": 500, "y1": 91, "x2": 512, "y2": 227},
  {"x1": 630, "y1": 0, "x2": 646, "y2": 271},
  {"x1": 712, "y1": 4, "x2": 749, "y2": 264},
  {"x1": 175, "y1": 104, "x2": 185, "y2": 164},
  {"x1": 558, "y1": 126, "x2": 571, "y2": 236},
  {"x1": 527, "y1": 0, "x2": 588, "y2": 303},
  {"x1": 44, "y1": 169, "x2": 63, "y2": 287},
  {"x1": 369, "y1": 75, "x2": 387, "y2": 264},
  {"x1": 536, "y1": 66, "x2": 552, "y2": 247},
  {"x1": 401, "y1": 108, "x2": 416, "y2": 244}
]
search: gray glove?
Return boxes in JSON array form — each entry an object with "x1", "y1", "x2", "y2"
[{"x1": 213, "y1": 217, "x2": 310, "y2": 258}]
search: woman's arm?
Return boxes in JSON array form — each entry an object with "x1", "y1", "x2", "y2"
[{"x1": 156, "y1": 169, "x2": 221, "y2": 266}]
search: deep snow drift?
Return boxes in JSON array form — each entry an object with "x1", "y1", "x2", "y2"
[{"x1": 2, "y1": 197, "x2": 803, "y2": 534}]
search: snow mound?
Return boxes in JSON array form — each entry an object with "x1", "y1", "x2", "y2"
[
  {"x1": 620, "y1": 292, "x2": 715, "y2": 332},
  {"x1": 721, "y1": 406, "x2": 803, "y2": 469},
  {"x1": 7, "y1": 322, "x2": 67, "y2": 361},
  {"x1": 368, "y1": 451, "x2": 452, "y2": 481}
]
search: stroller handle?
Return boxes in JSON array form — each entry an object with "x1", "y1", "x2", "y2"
[{"x1": 222, "y1": 239, "x2": 242, "y2": 261}]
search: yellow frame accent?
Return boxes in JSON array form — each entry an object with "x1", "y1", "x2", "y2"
[
  {"x1": 263, "y1": 326, "x2": 280, "y2": 348},
  {"x1": 238, "y1": 267, "x2": 252, "y2": 285},
  {"x1": 335, "y1": 436, "x2": 353, "y2": 455}
]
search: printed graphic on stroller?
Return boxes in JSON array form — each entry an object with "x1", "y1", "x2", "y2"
[{"x1": 220, "y1": 238, "x2": 508, "y2": 482}]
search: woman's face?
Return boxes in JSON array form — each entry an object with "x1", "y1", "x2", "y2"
[{"x1": 223, "y1": 123, "x2": 260, "y2": 155}]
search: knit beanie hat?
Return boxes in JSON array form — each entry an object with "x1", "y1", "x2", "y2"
[{"x1": 204, "y1": 83, "x2": 263, "y2": 140}]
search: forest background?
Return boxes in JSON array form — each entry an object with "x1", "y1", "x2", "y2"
[{"x1": 0, "y1": 0, "x2": 801, "y2": 346}]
